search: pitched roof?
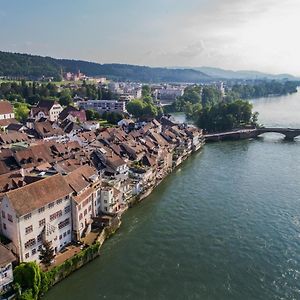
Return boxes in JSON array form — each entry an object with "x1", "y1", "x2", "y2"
[
  {"x1": 65, "y1": 165, "x2": 97, "y2": 194},
  {"x1": 37, "y1": 100, "x2": 58, "y2": 110},
  {"x1": 0, "y1": 244, "x2": 16, "y2": 267},
  {"x1": 5, "y1": 174, "x2": 73, "y2": 217},
  {"x1": 0, "y1": 101, "x2": 13, "y2": 115}
]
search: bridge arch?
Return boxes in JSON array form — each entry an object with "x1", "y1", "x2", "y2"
[{"x1": 256, "y1": 128, "x2": 300, "y2": 140}]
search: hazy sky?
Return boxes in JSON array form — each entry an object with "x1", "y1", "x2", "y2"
[{"x1": 0, "y1": 0, "x2": 299, "y2": 74}]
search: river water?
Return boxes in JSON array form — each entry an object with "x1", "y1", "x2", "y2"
[{"x1": 45, "y1": 92, "x2": 300, "y2": 300}]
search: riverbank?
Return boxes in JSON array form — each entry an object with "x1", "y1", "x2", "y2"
[
  {"x1": 44, "y1": 91, "x2": 300, "y2": 300},
  {"x1": 39, "y1": 136, "x2": 205, "y2": 298}
]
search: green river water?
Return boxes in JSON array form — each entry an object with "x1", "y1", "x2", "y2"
[{"x1": 45, "y1": 92, "x2": 300, "y2": 300}]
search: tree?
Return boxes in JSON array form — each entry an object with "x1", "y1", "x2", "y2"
[
  {"x1": 59, "y1": 89, "x2": 72, "y2": 106},
  {"x1": 97, "y1": 87, "x2": 102, "y2": 100},
  {"x1": 39, "y1": 240, "x2": 55, "y2": 267},
  {"x1": 14, "y1": 103, "x2": 30, "y2": 121},
  {"x1": 126, "y1": 99, "x2": 145, "y2": 118},
  {"x1": 14, "y1": 262, "x2": 41, "y2": 300},
  {"x1": 142, "y1": 85, "x2": 151, "y2": 97}
]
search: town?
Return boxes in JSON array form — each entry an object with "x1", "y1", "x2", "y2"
[{"x1": 0, "y1": 90, "x2": 204, "y2": 299}]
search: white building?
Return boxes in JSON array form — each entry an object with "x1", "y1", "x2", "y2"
[
  {"x1": 0, "y1": 174, "x2": 73, "y2": 263},
  {"x1": 159, "y1": 87, "x2": 184, "y2": 100},
  {"x1": 78, "y1": 100, "x2": 127, "y2": 114},
  {"x1": 65, "y1": 165, "x2": 101, "y2": 240},
  {"x1": 0, "y1": 244, "x2": 15, "y2": 294},
  {"x1": 30, "y1": 100, "x2": 63, "y2": 122},
  {"x1": 0, "y1": 101, "x2": 15, "y2": 120},
  {"x1": 99, "y1": 183, "x2": 122, "y2": 215}
]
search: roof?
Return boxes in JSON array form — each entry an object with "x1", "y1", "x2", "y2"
[
  {"x1": 0, "y1": 118, "x2": 17, "y2": 127},
  {"x1": 37, "y1": 100, "x2": 59, "y2": 110},
  {"x1": 0, "y1": 101, "x2": 13, "y2": 115},
  {"x1": 5, "y1": 174, "x2": 73, "y2": 217},
  {"x1": 6, "y1": 123, "x2": 25, "y2": 132},
  {"x1": 65, "y1": 165, "x2": 97, "y2": 194},
  {"x1": 0, "y1": 244, "x2": 15, "y2": 267}
]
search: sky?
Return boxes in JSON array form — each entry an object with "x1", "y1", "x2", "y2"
[{"x1": 0, "y1": 0, "x2": 299, "y2": 75}]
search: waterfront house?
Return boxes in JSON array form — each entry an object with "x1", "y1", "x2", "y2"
[
  {"x1": 65, "y1": 165, "x2": 101, "y2": 240},
  {"x1": 0, "y1": 174, "x2": 73, "y2": 262}
]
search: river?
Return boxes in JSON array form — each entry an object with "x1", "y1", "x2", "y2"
[{"x1": 45, "y1": 92, "x2": 300, "y2": 300}]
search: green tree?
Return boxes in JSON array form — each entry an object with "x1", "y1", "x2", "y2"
[
  {"x1": 39, "y1": 240, "x2": 55, "y2": 267},
  {"x1": 126, "y1": 99, "x2": 145, "y2": 118},
  {"x1": 14, "y1": 103, "x2": 30, "y2": 121},
  {"x1": 142, "y1": 85, "x2": 151, "y2": 97},
  {"x1": 59, "y1": 89, "x2": 72, "y2": 106},
  {"x1": 14, "y1": 262, "x2": 41, "y2": 300}
]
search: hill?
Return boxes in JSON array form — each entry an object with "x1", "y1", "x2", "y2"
[
  {"x1": 0, "y1": 51, "x2": 211, "y2": 83},
  {"x1": 193, "y1": 66, "x2": 299, "y2": 81}
]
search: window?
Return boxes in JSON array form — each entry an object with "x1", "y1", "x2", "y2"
[
  {"x1": 67, "y1": 230, "x2": 70, "y2": 235},
  {"x1": 84, "y1": 209, "x2": 87, "y2": 216},
  {"x1": 48, "y1": 202, "x2": 54, "y2": 209},
  {"x1": 88, "y1": 205, "x2": 92, "y2": 212},
  {"x1": 50, "y1": 210, "x2": 62, "y2": 222},
  {"x1": 7, "y1": 214, "x2": 13, "y2": 223},
  {"x1": 3, "y1": 223, "x2": 6, "y2": 230},
  {"x1": 24, "y1": 213, "x2": 32, "y2": 220},
  {"x1": 39, "y1": 219, "x2": 45, "y2": 227},
  {"x1": 25, "y1": 253, "x2": 29, "y2": 259},
  {"x1": 37, "y1": 234, "x2": 43, "y2": 242},
  {"x1": 25, "y1": 225, "x2": 33, "y2": 235},
  {"x1": 38, "y1": 207, "x2": 45, "y2": 214},
  {"x1": 59, "y1": 235, "x2": 62, "y2": 240},
  {"x1": 38, "y1": 245, "x2": 42, "y2": 251},
  {"x1": 58, "y1": 218, "x2": 70, "y2": 229},
  {"x1": 63, "y1": 232, "x2": 66, "y2": 237},
  {"x1": 64, "y1": 206, "x2": 71, "y2": 214},
  {"x1": 79, "y1": 213, "x2": 83, "y2": 220},
  {"x1": 56, "y1": 199, "x2": 63, "y2": 205},
  {"x1": 104, "y1": 200, "x2": 107, "y2": 204},
  {"x1": 1, "y1": 211, "x2": 5, "y2": 219},
  {"x1": 32, "y1": 248, "x2": 36, "y2": 255},
  {"x1": 25, "y1": 238, "x2": 36, "y2": 249}
]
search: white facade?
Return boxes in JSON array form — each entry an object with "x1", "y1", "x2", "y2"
[
  {"x1": 0, "y1": 261, "x2": 13, "y2": 294},
  {"x1": 0, "y1": 194, "x2": 73, "y2": 263},
  {"x1": 78, "y1": 100, "x2": 126, "y2": 114},
  {"x1": 0, "y1": 112, "x2": 14, "y2": 120},
  {"x1": 49, "y1": 103, "x2": 63, "y2": 122},
  {"x1": 159, "y1": 88, "x2": 184, "y2": 100},
  {"x1": 99, "y1": 187, "x2": 122, "y2": 215}
]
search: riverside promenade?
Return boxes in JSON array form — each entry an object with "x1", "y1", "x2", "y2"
[{"x1": 204, "y1": 127, "x2": 300, "y2": 142}]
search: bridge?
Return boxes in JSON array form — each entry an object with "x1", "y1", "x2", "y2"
[
  {"x1": 204, "y1": 128, "x2": 300, "y2": 142},
  {"x1": 255, "y1": 128, "x2": 300, "y2": 140}
]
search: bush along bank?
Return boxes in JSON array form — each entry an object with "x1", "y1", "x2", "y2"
[{"x1": 13, "y1": 220, "x2": 121, "y2": 300}]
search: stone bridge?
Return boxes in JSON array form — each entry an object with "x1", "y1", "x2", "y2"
[
  {"x1": 255, "y1": 128, "x2": 300, "y2": 140},
  {"x1": 204, "y1": 127, "x2": 300, "y2": 142}
]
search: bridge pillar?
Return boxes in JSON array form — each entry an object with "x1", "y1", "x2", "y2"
[{"x1": 284, "y1": 133, "x2": 296, "y2": 141}]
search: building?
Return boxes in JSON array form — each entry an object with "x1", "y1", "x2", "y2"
[
  {"x1": 78, "y1": 100, "x2": 127, "y2": 114},
  {"x1": 0, "y1": 244, "x2": 15, "y2": 295},
  {"x1": 58, "y1": 106, "x2": 87, "y2": 123},
  {"x1": 0, "y1": 174, "x2": 73, "y2": 262},
  {"x1": 65, "y1": 166, "x2": 101, "y2": 240},
  {"x1": 30, "y1": 100, "x2": 63, "y2": 122},
  {"x1": 0, "y1": 101, "x2": 14, "y2": 121},
  {"x1": 0, "y1": 101, "x2": 16, "y2": 129},
  {"x1": 158, "y1": 87, "x2": 184, "y2": 100},
  {"x1": 99, "y1": 183, "x2": 122, "y2": 215}
]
